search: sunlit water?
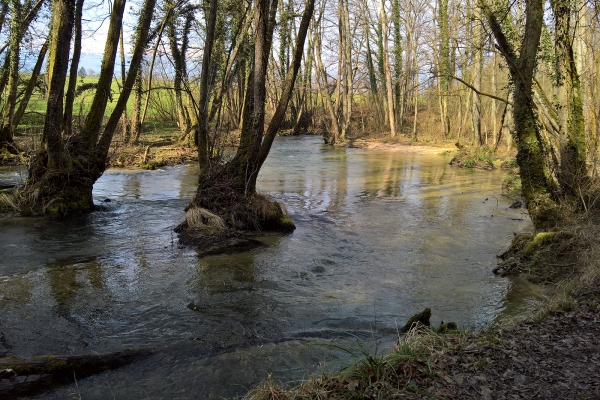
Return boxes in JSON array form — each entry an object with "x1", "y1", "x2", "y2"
[{"x1": 0, "y1": 136, "x2": 541, "y2": 398}]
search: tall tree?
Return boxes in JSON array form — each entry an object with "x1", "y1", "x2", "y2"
[
  {"x1": 0, "y1": 0, "x2": 45, "y2": 154},
  {"x1": 21, "y1": 0, "x2": 156, "y2": 214},
  {"x1": 480, "y1": 0, "x2": 560, "y2": 227},
  {"x1": 379, "y1": 0, "x2": 397, "y2": 137},
  {"x1": 179, "y1": 0, "x2": 315, "y2": 237},
  {"x1": 438, "y1": 0, "x2": 451, "y2": 138}
]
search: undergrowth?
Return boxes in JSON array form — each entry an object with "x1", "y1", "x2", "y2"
[
  {"x1": 450, "y1": 143, "x2": 515, "y2": 169},
  {"x1": 245, "y1": 327, "x2": 467, "y2": 400}
]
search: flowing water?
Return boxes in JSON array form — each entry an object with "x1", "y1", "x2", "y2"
[{"x1": 0, "y1": 136, "x2": 542, "y2": 398}]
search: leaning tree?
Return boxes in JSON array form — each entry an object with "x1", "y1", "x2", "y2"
[
  {"x1": 480, "y1": 0, "x2": 591, "y2": 229},
  {"x1": 177, "y1": 0, "x2": 315, "y2": 239}
]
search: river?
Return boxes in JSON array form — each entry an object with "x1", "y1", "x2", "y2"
[{"x1": 0, "y1": 135, "x2": 541, "y2": 398}]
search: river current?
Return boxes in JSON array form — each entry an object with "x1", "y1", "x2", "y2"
[{"x1": 0, "y1": 135, "x2": 541, "y2": 398}]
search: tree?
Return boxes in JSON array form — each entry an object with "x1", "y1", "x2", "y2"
[
  {"x1": 437, "y1": 0, "x2": 451, "y2": 138},
  {"x1": 178, "y1": 0, "x2": 315, "y2": 238},
  {"x1": 480, "y1": 0, "x2": 590, "y2": 228},
  {"x1": 19, "y1": 0, "x2": 156, "y2": 215},
  {"x1": 0, "y1": 0, "x2": 45, "y2": 155},
  {"x1": 378, "y1": 0, "x2": 397, "y2": 137},
  {"x1": 78, "y1": 66, "x2": 86, "y2": 77}
]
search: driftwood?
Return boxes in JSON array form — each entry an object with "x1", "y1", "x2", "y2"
[{"x1": 0, "y1": 348, "x2": 154, "y2": 379}]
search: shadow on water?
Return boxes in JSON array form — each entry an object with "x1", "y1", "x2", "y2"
[{"x1": 0, "y1": 136, "x2": 541, "y2": 398}]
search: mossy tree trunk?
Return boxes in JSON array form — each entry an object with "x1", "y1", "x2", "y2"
[
  {"x1": 0, "y1": 0, "x2": 23, "y2": 154},
  {"x1": 482, "y1": 0, "x2": 591, "y2": 228},
  {"x1": 550, "y1": 0, "x2": 588, "y2": 197},
  {"x1": 481, "y1": 0, "x2": 559, "y2": 228},
  {"x1": 183, "y1": 0, "x2": 314, "y2": 234},
  {"x1": 438, "y1": 0, "x2": 451, "y2": 138},
  {"x1": 22, "y1": 0, "x2": 156, "y2": 215},
  {"x1": 378, "y1": 0, "x2": 396, "y2": 138}
]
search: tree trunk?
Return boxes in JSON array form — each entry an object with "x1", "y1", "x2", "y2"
[
  {"x1": 438, "y1": 0, "x2": 451, "y2": 138},
  {"x1": 62, "y1": 0, "x2": 84, "y2": 137},
  {"x1": 550, "y1": 0, "x2": 588, "y2": 197},
  {"x1": 0, "y1": 0, "x2": 23, "y2": 152},
  {"x1": 22, "y1": 0, "x2": 156, "y2": 215},
  {"x1": 197, "y1": 0, "x2": 218, "y2": 171},
  {"x1": 378, "y1": 0, "x2": 396, "y2": 137},
  {"x1": 180, "y1": 0, "x2": 314, "y2": 237},
  {"x1": 481, "y1": 0, "x2": 558, "y2": 228}
]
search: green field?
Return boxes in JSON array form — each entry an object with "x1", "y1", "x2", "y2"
[{"x1": 18, "y1": 75, "x2": 183, "y2": 136}]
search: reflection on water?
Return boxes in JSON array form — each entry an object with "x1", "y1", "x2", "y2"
[{"x1": 0, "y1": 136, "x2": 541, "y2": 398}]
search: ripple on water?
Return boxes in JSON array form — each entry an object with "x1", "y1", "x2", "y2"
[{"x1": 0, "y1": 136, "x2": 539, "y2": 398}]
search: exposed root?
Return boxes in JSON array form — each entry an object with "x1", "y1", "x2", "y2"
[
  {"x1": 185, "y1": 207, "x2": 227, "y2": 231},
  {"x1": 0, "y1": 191, "x2": 20, "y2": 213},
  {"x1": 182, "y1": 163, "x2": 295, "y2": 233}
]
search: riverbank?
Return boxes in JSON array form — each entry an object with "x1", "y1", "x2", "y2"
[
  {"x1": 245, "y1": 211, "x2": 600, "y2": 399},
  {"x1": 346, "y1": 137, "x2": 455, "y2": 154}
]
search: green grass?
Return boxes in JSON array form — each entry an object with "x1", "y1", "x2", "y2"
[{"x1": 17, "y1": 75, "x2": 183, "y2": 132}]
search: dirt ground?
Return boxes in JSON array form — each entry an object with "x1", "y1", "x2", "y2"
[{"x1": 429, "y1": 302, "x2": 600, "y2": 399}]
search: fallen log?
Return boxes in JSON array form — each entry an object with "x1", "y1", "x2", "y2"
[{"x1": 0, "y1": 348, "x2": 154, "y2": 379}]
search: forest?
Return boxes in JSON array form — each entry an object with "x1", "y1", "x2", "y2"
[{"x1": 1, "y1": 0, "x2": 600, "y2": 398}]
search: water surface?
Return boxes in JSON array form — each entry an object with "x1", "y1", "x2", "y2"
[{"x1": 0, "y1": 136, "x2": 540, "y2": 398}]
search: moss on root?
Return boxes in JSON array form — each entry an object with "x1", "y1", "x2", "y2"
[{"x1": 495, "y1": 226, "x2": 582, "y2": 283}]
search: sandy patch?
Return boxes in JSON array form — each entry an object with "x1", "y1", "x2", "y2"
[{"x1": 350, "y1": 139, "x2": 456, "y2": 154}]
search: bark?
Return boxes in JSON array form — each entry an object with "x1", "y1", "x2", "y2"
[
  {"x1": 97, "y1": 0, "x2": 157, "y2": 161},
  {"x1": 472, "y1": 19, "x2": 483, "y2": 145},
  {"x1": 207, "y1": 5, "x2": 252, "y2": 125},
  {"x1": 0, "y1": 0, "x2": 23, "y2": 151},
  {"x1": 550, "y1": 0, "x2": 588, "y2": 195},
  {"x1": 0, "y1": 2, "x2": 8, "y2": 40},
  {"x1": 378, "y1": 0, "x2": 396, "y2": 137},
  {"x1": 0, "y1": 348, "x2": 153, "y2": 396},
  {"x1": 22, "y1": 0, "x2": 156, "y2": 215},
  {"x1": 257, "y1": 0, "x2": 315, "y2": 169},
  {"x1": 79, "y1": 0, "x2": 126, "y2": 150},
  {"x1": 182, "y1": 0, "x2": 314, "y2": 236},
  {"x1": 129, "y1": 68, "x2": 143, "y2": 143},
  {"x1": 340, "y1": 0, "x2": 352, "y2": 141},
  {"x1": 314, "y1": 8, "x2": 340, "y2": 143},
  {"x1": 119, "y1": 27, "x2": 128, "y2": 139},
  {"x1": 392, "y1": 0, "x2": 402, "y2": 113},
  {"x1": 438, "y1": 0, "x2": 451, "y2": 138},
  {"x1": 43, "y1": 0, "x2": 75, "y2": 170},
  {"x1": 168, "y1": 5, "x2": 193, "y2": 136},
  {"x1": 481, "y1": 0, "x2": 558, "y2": 227},
  {"x1": 62, "y1": 0, "x2": 84, "y2": 137},
  {"x1": 197, "y1": 0, "x2": 218, "y2": 170}
]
